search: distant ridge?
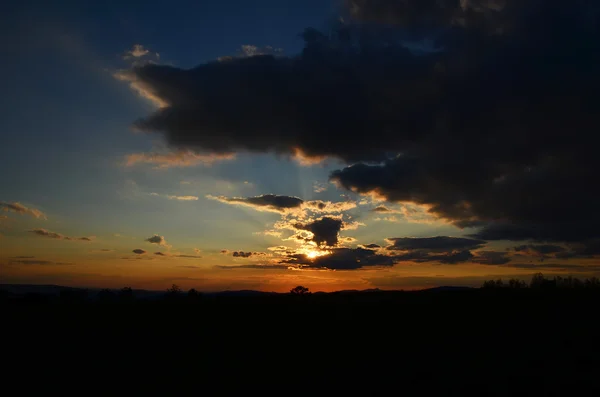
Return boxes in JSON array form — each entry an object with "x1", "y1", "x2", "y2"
[{"x1": 0, "y1": 284, "x2": 474, "y2": 297}]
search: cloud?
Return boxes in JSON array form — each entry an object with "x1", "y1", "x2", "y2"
[
  {"x1": 125, "y1": 151, "x2": 235, "y2": 169},
  {"x1": 386, "y1": 236, "x2": 486, "y2": 252},
  {"x1": 232, "y1": 251, "x2": 253, "y2": 258},
  {"x1": 120, "y1": 2, "x2": 600, "y2": 247},
  {"x1": 145, "y1": 234, "x2": 169, "y2": 247},
  {"x1": 176, "y1": 254, "x2": 203, "y2": 259},
  {"x1": 215, "y1": 264, "x2": 290, "y2": 270},
  {"x1": 1, "y1": 202, "x2": 47, "y2": 219},
  {"x1": 132, "y1": 249, "x2": 146, "y2": 255},
  {"x1": 381, "y1": 236, "x2": 487, "y2": 265},
  {"x1": 194, "y1": 248, "x2": 202, "y2": 254},
  {"x1": 283, "y1": 247, "x2": 397, "y2": 270},
  {"x1": 124, "y1": 44, "x2": 150, "y2": 59},
  {"x1": 313, "y1": 182, "x2": 328, "y2": 193},
  {"x1": 28, "y1": 228, "x2": 93, "y2": 241},
  {"x1": 154, "y1": 252, "x2": 167, "y2": 256},
  {"x1": 361, "y1": 243, "x2": 381, "y2": 249},
  {"x1": 293, "y1": 217, "x2": 344, "y2": 247},
  {"x1": 372, "y1": 205, "x2": 396, "y2": 213},
  {"x1": 208, "y1": 194, "x2": 303, "y2": 214},
  {"x1": 472, "y1": 250, "x2": 511, "y2": 265},
  {"x1": 150, "y1": 193, "x2": 199, "y2": 201},
  {"x1": 7, "y1": 259, "x2": 74, "y2": 266},
  {"x1": 208, "y1": 194, "x2": 356, "y2": 217}
]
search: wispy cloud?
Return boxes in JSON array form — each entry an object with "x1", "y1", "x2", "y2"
[
  {"x1": 124, "y1": 151, "x2": 235, "y2": 169},
  {"x1": 28, "y1": 228, "x2": 93, "y2": 241},
  {"x1": 124, "y1": 44, "x2": 150, "y2": 59},
  {"x1": 1, "y1": 202, "x2": 47, "y2": 219},
  {"x1": 149, "y1": 193, "x2": 199, "y2": 201},
  {"x1": 7, "y1": 259, "x2": 74, "y2": 266}
]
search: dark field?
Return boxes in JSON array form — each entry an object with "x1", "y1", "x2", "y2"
[{"x1": 2, "y1": 287, "x2": 599, "y2": 395}]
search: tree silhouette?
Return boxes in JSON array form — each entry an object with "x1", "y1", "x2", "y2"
[
  {"x1": 187, "y1": 288, "x2": 202, "y2": 300},
  {"x1": 119, "y1": 287, "x2": 134, "y2": 301},
  {"x1": 165, "y1": 284, "x2": 182, "y2": 300},
  {"x1": 290, "y1": 285, "x2": 310, "y2": 295}
]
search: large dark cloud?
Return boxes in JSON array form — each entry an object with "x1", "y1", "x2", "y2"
[
  {"x1": 385, "y1": 236, "x2": 484, "y2": 264},
  {"x1": 122, "y1": 0, "x2": 600, "y2": 245},
  {"x1": 386, "y1": 236, "x2": 485, "y2": 251}
]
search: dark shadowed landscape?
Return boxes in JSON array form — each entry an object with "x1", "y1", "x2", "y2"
[{"x1": 3, "y1": 274, "x2": 599, "y2": 395}]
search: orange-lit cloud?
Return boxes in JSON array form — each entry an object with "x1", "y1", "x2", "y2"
[
  {"x1": 1, "y1": 202, "x2": 47, "y2": 220},
  {"x1": 125, "y1": 151, "x2": 235, "y2": 169},
  {"x1": 149, "y1": 193, "x2": 199, "y2": 201}
]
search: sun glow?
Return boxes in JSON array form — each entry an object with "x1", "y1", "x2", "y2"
[{"x1": 305, "y1": 249, "x2": 330, "y2": 259}]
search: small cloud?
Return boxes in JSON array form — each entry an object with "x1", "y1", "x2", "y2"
[
  {"x1": 150, "y1": 193, "x2": 199, "y2": 201},
  {"x1": 124, "y1": 44, "x2": 150, "y2": 58},
  {"x1": 125, "y1": 151, "x2": 235, "y2": 169},
  {"x1": 90, "y1": 249, "x2": 114, "y2": 253},
  {"x1": 154, "y1": 252, "x2": 167, "y2": 256},
  {"x1": 313, "y1": 182, "x2": 328, "y2": 193},
  {"x1": 220, "y1": 249, "x2": 230, "y2": 254},
  {"x1": 133, "y1": 249, "x2": 146, "y2": 255},
  {"x1": 145, "y1": 234, "x2": 169, "y2": 247},
  {"x1": 233, "y1": 251, "x2": 253, "y2": 258},
  {"x1": 1, "y1": 202, "x2": 47, "y2": 219},
  {"x1": 176, "y1": 254, "x2": 203, "y2": 259},
  {"x1": 28, "y1": 228, "x2": 93, "y2": 241}
]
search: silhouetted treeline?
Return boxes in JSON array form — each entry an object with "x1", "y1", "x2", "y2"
[{"x1": 482, "y1": 273, "x2": 600, "y2": 290}]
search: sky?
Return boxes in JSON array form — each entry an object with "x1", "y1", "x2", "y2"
[{"x1": 1, "y1": 0, "x2": 599, "y2": 292}]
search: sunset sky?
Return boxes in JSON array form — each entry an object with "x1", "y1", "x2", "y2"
[{"x1": 2, "y1": 0, "x2": 599, "y2": 292}]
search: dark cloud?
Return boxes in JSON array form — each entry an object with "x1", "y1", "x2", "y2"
[
  {"x1": 208, "y1": 194, "x2": 355, "y2": 214},
  {"x1": 232, "y1": 251, "x2": 253, "y2": 258},
  {"x1": 132, "y1": 249, "x2": 146, "y2": 255},
  {"x1": 362, "y1": 243, "x2": 381, "y2": 249},
  {"x1": 472, "y1": 250, "x2": 511, "y2": 265},
  {"x1": 294, "y1": 217, "x2": 344, "y2": 247},
  {"x1": 284, "y1": 247, "x2": 397, "y2": 270},
  {"x1": 154, "y1": 252, "x2": 166, "y2": 256},
  {"x1": 10, "y1": 256, "x2": 35, "y2": 259},
  {"x1": 208, "y1": 194, "x2": 303, "y2": 213},
  {"x1": 121, "y1": 1, "x2": 600, "y2": 246},
  {"x1": 145, "y1": 234, "x2": 169, "y2": 246},
  {"x1": 215, "y1": 264, "x2": 290, "y2": 270},
  {"x1": 28, "y1": 228, "x2": 93, "y2": 241},
  {"x1": 371, "y1": 206, "x2": 394, "y2": 213},
  {"x1": 514, "y1": 244, "x2": 565, "y2": 255},
  {"x1": 386, "y1": 236, "x2": 485, "y2": 252},
  {"x1": 176, "y1": 254, "x2": 203, "y2": 259},
  {"x1": 381, "y1": 236, "x2": 485, "y2": 264}
]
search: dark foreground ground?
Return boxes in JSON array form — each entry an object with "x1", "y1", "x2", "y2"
[{"x1": 2, "y1": 288, "x2": 599, "y2": 396}]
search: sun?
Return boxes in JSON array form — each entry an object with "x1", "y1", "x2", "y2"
[{"x1": 305, "y1": 249, "x2": 330, "y2": 259}]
